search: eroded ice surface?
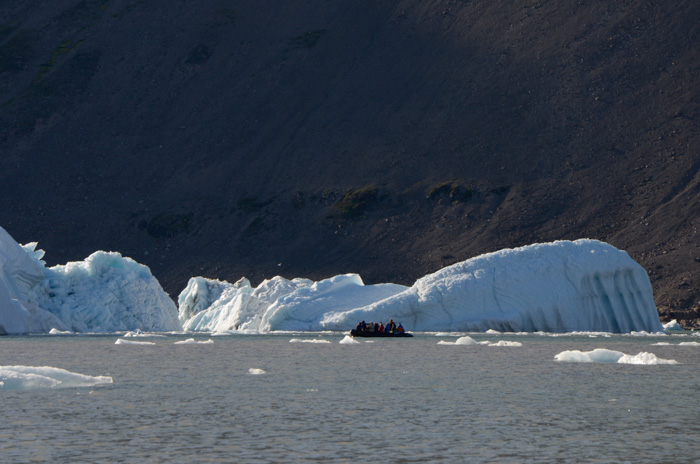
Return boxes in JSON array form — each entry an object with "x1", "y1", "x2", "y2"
[
  {"x1": 0, "y1": 365, "x2": 113, "y2": 390},
  {"x1": 178, "y1": 275, "x2": 315, "y2": 332},
  {"x1": 178, "y1": 273, "x2": 407, "y2": 332},
  {"x1": 0, "y1": 228, "x2": 63, "y2": 334},
  {"x1": 321, "y1": 240, "x2": 662, "y2": 333},
  {"x1": 28, "y1": 250, "x2": 180, "y2": 333}
]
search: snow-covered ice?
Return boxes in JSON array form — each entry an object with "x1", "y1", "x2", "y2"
[
  {"x1": 320, "y1": 240, "x2": 661, "y2": 333},
  {"x1": 554, "y1": 348, "x2": 678, "y2": 364},
  {"x1": 0, "y1": 365, "x2": 113, "y2": 390}
]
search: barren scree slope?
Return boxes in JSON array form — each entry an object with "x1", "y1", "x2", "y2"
[{"x1": 1, "y1": 1, "x2": 698, "y2": 326}]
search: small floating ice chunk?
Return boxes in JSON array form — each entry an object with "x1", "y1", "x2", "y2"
[
  {"x1": 248, "y1": 368, "x2": 266, "y2": 375},
  {"x1": 289, "y1": 339, "x2": 331, "y2": 343},
  {"x1": 115, "y1": 339, "x2": 155, "y2": 345},
  {"x1": 0, "y1": 365, "x2": 113, "y2": 390},
  {"x1": 485, "y1": 329, "x2": 501, "y2": 335},
  {"x1": 123, "y1": 331, "x2": 165, "y2": 338},
  {"x1": 49, "y1": 328, "x2": 73, "y2": 335},
  {"x1": 487, "y1": 340, "x2": 523, "y2": 347},
  {"x1": 173, "y1": 338, "x2": 214, "y2": 345},
  {"x1": 662, "y1": 319, "x2": 683, "y2": 331},
  {"x1": 554, "y1": 348, "x2": 678, "y2": 365},
  {"x1": 438, "y1": 336, "x2": 478, "y2": 345},
  {"x1": 617, "y1": 352, "x2": 678, "y2": 365},
  {"x1": 339, "y1": 335, "x2": 360, "y2": 344},
  {"x1": 654, "y1": 341, "x2": 700, "y2": 347}
]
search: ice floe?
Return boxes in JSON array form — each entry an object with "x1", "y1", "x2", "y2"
[
  {"x1": 0, "y1": 365, "x2": 113, "y2": 390},
  {"x1": 554, "y1": 348, "x2": 678, "y2": 364}
]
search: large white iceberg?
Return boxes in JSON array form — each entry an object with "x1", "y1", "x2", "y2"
[
  {"x1": 0, "y1": 226, "x2": 180, "y2": 333},
  {"x1": 178, "y1": 240, "x2": 662, "y2": 333},
  {"x1": 321, "y1": 240, "x2": 662, "y2": 333}
]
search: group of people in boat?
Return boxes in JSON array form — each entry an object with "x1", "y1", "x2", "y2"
[{"x1": 354, "y1": 319, "x2": 405, "y2": 334}]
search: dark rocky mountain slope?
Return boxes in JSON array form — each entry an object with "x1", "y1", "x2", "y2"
[{"x1": 1, "y1": 0, "x2": 698, "y2": 326}]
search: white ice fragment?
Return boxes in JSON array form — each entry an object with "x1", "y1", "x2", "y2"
[
  {"x1": 49, "y1": 328, "x2": 73, "y2": 335},
  {"x1": 438, "y1": 336, "x2": 478, "y2": 345},
  {"x1": 662, "y1": 319, "x2": 683, "y2": 331},
  {"x1": 339, "y1": 335, "x2": 360, "y2": 344},
  {"x1": 115, "y1": 338, "x2": 155, "y2": 345},
  {"x1": 554, "y1": 348, "x2": 678, "y2": 364},
  {"x1": 173, "y1": 338, "x2": 214, "y2": 345},
  {"x1": 652, "y1": 341, "x2": 700, "y2": 347},
  {"x1": 289, "y1": 339, "x2": 331, "y2": 343},
  {"x1": 248, "y1": 368, "x2": 266, "y2": 375},
  {"x1": 487, "y1": 340, "x2": 523, "y2": 347},
  {"x1": 555, "y1": 348, "x2": 626, "y2": 363},
  {"x1": 0, "y1": 365, "x2": 113, "y2": 390},
  {"x1": 123, "y1": 331, "x2": 165, "y2": 338},
  {"x1": 617, "y1": 352, "x2": 678, "y2": 365}
]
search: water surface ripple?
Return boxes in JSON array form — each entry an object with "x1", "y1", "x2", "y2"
[{"x1": 1, "y1": 333, "x2": 698, "y2": 463}]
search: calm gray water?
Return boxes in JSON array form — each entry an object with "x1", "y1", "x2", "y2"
[{"x1": 1, "y1": 332, "x2": 699, "y2": 463}]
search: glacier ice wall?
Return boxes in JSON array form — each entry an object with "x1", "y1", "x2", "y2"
[{"x1": 320, "y1": 240, "x2": 662, "y2": 333}]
